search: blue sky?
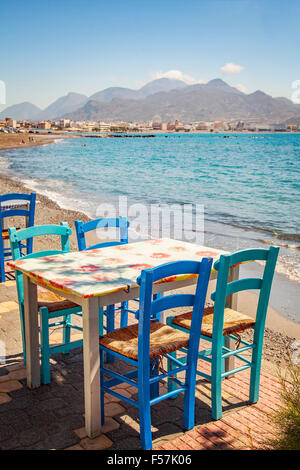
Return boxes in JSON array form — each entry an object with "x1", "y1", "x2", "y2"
[{"x1": 1, "y1": 0, "x2": 299, "y2": 109}]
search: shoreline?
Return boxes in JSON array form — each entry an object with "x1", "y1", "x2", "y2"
[{"x1": 0, "y1": 134, "x2": 299, "y2": 345}]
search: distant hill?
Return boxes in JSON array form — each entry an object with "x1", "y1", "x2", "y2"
[
  {"x1": 0, "y1": 78, "x2": 188, "y2": 120},
  {"x1": 89, "y1": 78, "x2": 187, "y2": 103},
  {"x1": 0, "y1": 101, "x2": 41, "y2": 120},
  {"x1": 38, "y1": 92, "x2": 88, "y2": 120},
  {"x1": 204, "y1": 78, "x2": 242, "y2": 94},
  {"x1": 0, "y1": 93, "x2": 88, "y2": 121},
  {"x1": 284, "y1": 115, "x2": 300, "y2": 126},
  {"x1": 65, "y1": 81, "x2": 300, "y2": 123},
  {"x1": 139, "y1": 77, "x2": 187, "y2": 96},
  {"x1": 1, "y1": 78, "x2": 300, "y2": 123},
  {"x1": 90, "y1": 87, "x2": 141, "y2": 103}
]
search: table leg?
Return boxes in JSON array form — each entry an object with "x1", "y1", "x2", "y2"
[
  {"x1": 224, "y1": 264, "x2": 240, "y2": 373},
  {"x1": 23, "y1": 276, "x2": 40, "y2": 388},
  {"x1": 82, "y1": 297, "x2": 101, "y2": 438}
]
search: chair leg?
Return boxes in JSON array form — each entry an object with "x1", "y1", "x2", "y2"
[
  {"x1": 19, "y1": 307, "x2": 27, "y2": 365},
  {"x1": 166, "y1": 318, "x2": 181, "y2": 399},
  {"x1": 138, "y1": 382, "x2": 152, "y2": 450},
  {"x1": 62, "y1": 313, "x2": 71, "y2": 353},
  {"x1": 120, "y1": 301, "x2": 128, "y2": 328},
  {"x1": 0, "y1": 251, "x2": 5, "y2": 283},
  {"x1": 183, "y1": 364, "x2": 197, "y2": 431},
  {"x1": 150, "y1": 361, "x2": 159, "y2": 400},
  {"x1": 99, "y1": 307, "x2": 104, "y2": 336},
  {"x1": 152, "y1": 293, "x2": 162, "y2": 321},
  {"x1": 106, "y1": 305, "x2": 115, "y2": 363},
  {"x1": 100, "y1": 349, "x2": 105, "y2": 425},
  {"x1": 211, "y1": 341, "x2": 223, "y2": 420},
  {"x1": 221, "y1": 336, "x2": 225, "y2": 381},
  {"x1": 167, "y1": 350, "x2": 179, "y2": 399},
  {"x1": 249, "y1": 331, "x2": 264, "y2": 403},
  {"x1": 40, "y1": 307, "x2": 51, "y2": 384}
]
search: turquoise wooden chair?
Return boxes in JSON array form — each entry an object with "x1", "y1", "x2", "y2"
[
  {"x1": 99, "y1": 258, "x2": 213, "y2": 449},
  {"x1": 75, "y1": 217, "x2": 138, "y2": 333},
  {"x1": 0, "y1": 192, "x2": 36, "y2": 282},
  {"x1": 167, "y1": 246, "x2": 279, "y2": 420},
  {"x1": 9, "y1": 223, "x2": 83, "y2": 384}
]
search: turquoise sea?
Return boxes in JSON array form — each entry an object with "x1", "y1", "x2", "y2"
[{"x1": 1, "y1": 133, "x2": 299, "y2": 320}]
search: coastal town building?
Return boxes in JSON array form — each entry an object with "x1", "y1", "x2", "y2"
[
  {"x1": 38, "y1": 121, "x2": 51, "y2": 129},
  {"x1": 5, "y1": 118, "x2": 16, "y2": 128},
  {"x1": 167, "y1": 122, "x2": 175, "y2": 131},
  {"x1": 236, "y1": 121, "x2": 245, "y2": 130},
  {"x1": 195, "y1": 122, "x2": 210, "y2": 131},
  {"x1": 213, "y1": 121, "x2": 224, "y2": 130},
  {"x1": 59, "y1": 119, "x2": 70, "y2": 128}
]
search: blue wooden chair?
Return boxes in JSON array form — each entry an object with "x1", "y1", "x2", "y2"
[
  {"x1": 75, "y1": 217, "x2": 138, "y2": 334},
  {"x1": 0, "y1": 192, "x2": 36, "y2": 282},
  {"x1": 99, "y1": 258, "x2": 213, "y2": 449},
  {"x1": 168, "y1": 246, "x2": 279, "y2": 420},
  {"x1": 9, "y1": 223, "x2": 83, "y2": 384}
]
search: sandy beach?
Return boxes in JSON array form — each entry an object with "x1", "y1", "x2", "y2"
[
  {"x1": 0, "y1": 134, "x2": 299, "y2": 375},
  {"x1": 0, "y1": 132, "x2": 63, "y2": 150}
]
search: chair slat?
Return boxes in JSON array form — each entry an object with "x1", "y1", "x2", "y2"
[
  {"x1": 10, "y1": 224, "x2": 71, "y2": 242},
  {"x1": 151, "y1": 293, "x2": 195, "y2": 316}
]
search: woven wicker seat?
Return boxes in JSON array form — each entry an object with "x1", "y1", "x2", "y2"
[
  {"x1": 99, "y1": 322, "x2": 190, "y2": 361},
  {"x1": 37, "y1": 287, "x2": 79, "y2": 312},
  {"x1": 172, "y1": 306, "x2": 255, "y2": 338}
]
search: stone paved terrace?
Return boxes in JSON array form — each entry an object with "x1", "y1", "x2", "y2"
[{"x1": 0, "y1": 271, "x2": 283, "y2": 451}]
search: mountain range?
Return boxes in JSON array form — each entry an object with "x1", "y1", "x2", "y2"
[{"x1": 1, "y1": 78, "x2": 300, "y2": 123}]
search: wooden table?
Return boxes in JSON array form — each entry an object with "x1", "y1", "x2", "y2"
[{"x1": 8, "y1": 238, "x2": 238, "y2": 438}]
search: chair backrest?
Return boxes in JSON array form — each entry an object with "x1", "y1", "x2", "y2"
[
  {"x1": 75, "y1": 216, "x2": 129, "y2": 251},
  {"x1": 8, "y1": 222, "x2": 72, "y2": 315},
  {"x1": 0, "y1": 192, "x2": 36, "y2": 254},
  {"x1": 211, "y1": 246, "x2": 279, "y2": 338},
  {"x1": 138, "y1": 258, "x2": 212, "y2": 368}
]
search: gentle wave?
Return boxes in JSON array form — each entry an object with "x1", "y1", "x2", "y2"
[{"x1": 0, "y1": 155, "x2": 13, "y2": 170}]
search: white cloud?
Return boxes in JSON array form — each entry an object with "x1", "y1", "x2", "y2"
[
  {"x1": 235, "y1": 83, "x2": 248, "y2": 94},
  {"x1": 220, "y1": 62, "x2": 245, "y2": 75},
  {"x1": 152, "y1": 70, "x2": 207, "y2": 84}
]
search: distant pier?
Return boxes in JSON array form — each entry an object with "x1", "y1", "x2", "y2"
[{"x1": 83, "y1": 134, "x2": 156, "y2": 138}]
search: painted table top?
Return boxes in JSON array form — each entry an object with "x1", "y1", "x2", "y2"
[{"x1": 8, "y1": 238, "x2": 227, "y2": 299}]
